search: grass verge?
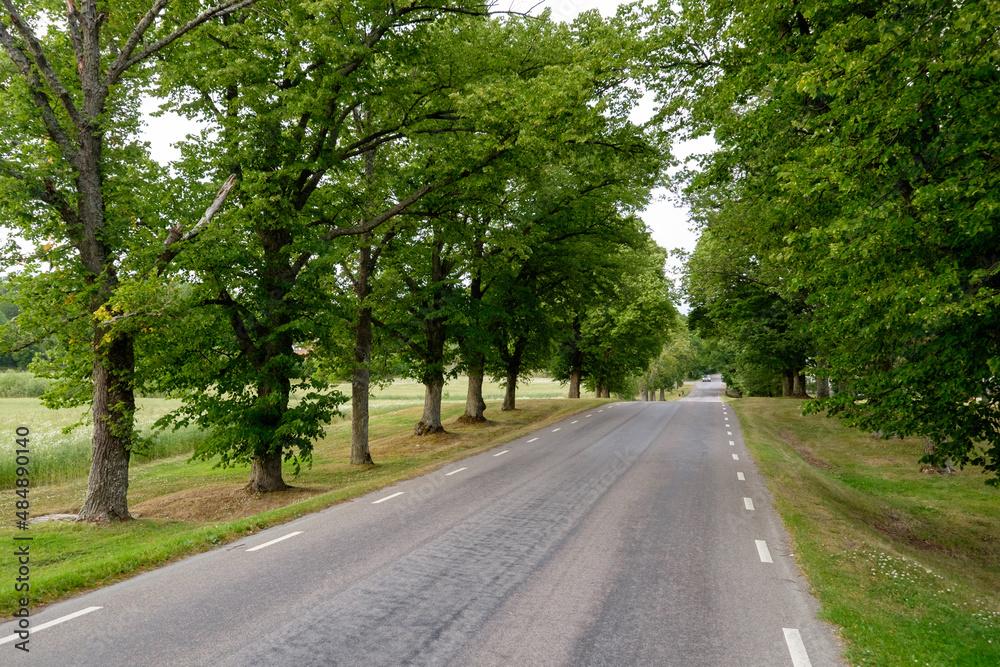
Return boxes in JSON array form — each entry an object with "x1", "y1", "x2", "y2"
[
  {"x1": 0, "y1": 397, "x2": 608, "y2": 617},
  {"x1": 731, "y1": 398, "x2": 1000, "y2": 667}
]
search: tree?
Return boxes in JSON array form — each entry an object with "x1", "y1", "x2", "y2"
[
  {"x1": 649, "y1": 0, "x2": 1000, "y2": 482},
  {"x1": 0, "y1": 0, "x2": 254, "y2": 522}
]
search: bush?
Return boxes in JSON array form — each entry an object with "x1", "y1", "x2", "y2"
[{"x1": 0, "y1": 372, "x2": 51, "y2": 398}]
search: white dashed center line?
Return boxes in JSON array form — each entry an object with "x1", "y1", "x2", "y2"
[
  {"x1": 586, "y1": 414, "x2": 593, "y2": 417},
  {"x1": 372, "y1": 492, "x2": 405, "y2": 505},
  {"x1": 0, "y1": 606, "x2": 102, "y2": 645},
  {"x1": 755, "y1": 540, "x2": 773, "y2": 563},
  {"x1": 527, "y1": 437, "x2": 539, "y2": 443},
  {"x1": 598, "y1": 409, "x2": 604, "y2": 412},
  {"x1": 445, "y1": 467, "x2": 467, "y2": 476},
  {"x1": 552, "y1": 428, "x2": 561, "y2": 432},
  {"x1": 247, "y1": 531, "x2": 303, "y2": 552},
  {"x1": 493, "y1": 450, "x2": 509, "y2": 457},
  {"x1": 732, "y1": 453, "x2": 739, "y2": 460},
  {"x1": 571, "y1": 420, "x2": 578, "y2": 424},
  {"x1": 727, "y1": 431, "x2": 733, "y2": 435},
  {"x1": 729, "y1": 440, "x2": 735, "y2": 446},
  {"x1": 744, "y1": 497, "x2": 755, "y2": 511},
  {"x1": 737, "y1": 472, "x2": 746, "y2": 481},
  {"x1": 783, "y1": 628, "x2": 813, "y2": 667}
]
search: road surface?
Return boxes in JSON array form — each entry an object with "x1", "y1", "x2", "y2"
[{"x1": 2, "y1": 377, "x2": 843, "y2": 665}]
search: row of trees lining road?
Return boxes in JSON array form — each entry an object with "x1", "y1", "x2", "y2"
[
  {"x1": 0, "y1": 2, "x2": 680, "y2": 521},
  {"x1": 649, "y1": 0, "x2": 1000, "y2": 483}
]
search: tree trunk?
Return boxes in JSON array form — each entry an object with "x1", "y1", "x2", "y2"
[
  {"x1": 601, "y1": 386, "x2": 611, "y2": 399},
  {"x1": 815, "y1": 375, "x2": 831, "y2": 399},
  {"x1": 782, "y1": 370, "x2": 794, "y2": 397},
  {"x1": 350, "y1": 308, "x2": 374, "y2": 464},
  {"x1": 659, "y1": 388, "x2": 665, "y2": 401},
  {"x1": 247, "y1": 449, "x2": 288, "y2": 492},
  {"x1": 595, "y1": 386, "x2": 603, "y2": 398},
  {"x1": 791, "y1": 372, "x2": 811, "y2": 398},
  {"x1": 459, "y1": 368, "x2": 487, "y2": 423},
  {"x1": 502, "y1": 370, "x2": 517, "y2": 411},
  {"x1": 350, "y1": 242, "x2": 375, "y2": 465},
  {"x1": 641, "y1": 388, "x2": 648, "y2": 401},
  {"x1": 414, "y1": 377, "x2": 446, "y2": 435},
  {"x1": 78, "y1": 330, "x2": 135, "y2": 523},
  {"x1": 568, "y1": 370, "x2": 582, "y2": 399}
]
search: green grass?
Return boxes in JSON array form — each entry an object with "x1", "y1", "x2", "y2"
[
  {"x1": 731, "y1": 398, "x2": 1000, "y2": 667},
  {"x1": 0, "y1": 371, "x2": 50, "y2": 398},
  {"x1": 0, "y1": 376, "x2": 571, "y2": 490},
  {"x1": 0, "y1": 388, "x2": 607, "y2": 617},
  {"x1": 0, "y1": 397, "x2": 204, "y2": 489}
]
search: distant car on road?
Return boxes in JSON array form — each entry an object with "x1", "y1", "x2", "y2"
[{"x1": 702, "y1": 375, "x2": 711, "y2": 382}]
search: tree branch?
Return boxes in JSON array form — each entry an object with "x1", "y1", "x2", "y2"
[
  {"x1": 154, "y1": 173, "x2": 238, "y2": 275},
  {"x1": 110, "y1": 0, "x2": 259, "y2": 83}
]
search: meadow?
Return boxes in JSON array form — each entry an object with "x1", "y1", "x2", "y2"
[{"x1": 732, "y1": 398, "x2": 1000, "y2": 667}]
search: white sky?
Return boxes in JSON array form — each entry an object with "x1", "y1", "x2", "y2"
[{"x1": 140, "y1": 0, "x2": 714, "y2": 292}]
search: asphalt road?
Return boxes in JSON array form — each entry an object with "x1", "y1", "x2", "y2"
[{"x1": 2, "y1": 378, "x2": 844, "y2": 665}]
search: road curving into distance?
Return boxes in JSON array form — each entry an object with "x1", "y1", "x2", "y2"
[{"x1": 2, "y1": 377, "x2": 843, "y2": 666}]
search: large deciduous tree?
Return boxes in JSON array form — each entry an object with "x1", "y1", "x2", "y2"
[{"x1": 0, "y1": 0, "x2": 253, "y2": 522}]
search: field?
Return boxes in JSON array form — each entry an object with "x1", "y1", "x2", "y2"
[
  {"x1": 732, "y1": 398, "x2": 1000, "y2": 667},
  {"x1": 0, "y1": 376, "x2": 571, "y2": 489},
  {"x1": 0, "y1": 375, "x2": 617, "y2": 615}
]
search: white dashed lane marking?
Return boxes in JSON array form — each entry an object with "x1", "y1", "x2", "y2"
[
  {"x1": 247, "y1": 531, "x2": 303, "y2": 552},
  {"x1": 372, "y1": 492, "x2": 405, "y2": 505},
  {"x1": 552, "y1": 428, "x2": 561, "y2": 432},
  {"x1": 755, "y1": 540, "x2": 773, "y2": 563},
  {"x1": 445, "y1": 468, "x2": 467, "y2": 476},
  {"x1": 783, "y1": 628, "x2": 813, "y2": 667},
  {"x1": 737, "y1": 472, "x2": 745, "y2": 481},
  {"x1": 729, "y1": 440, "x2": 735, "y2": 446},
  {"x1": 527, "y1": 438, "x2": 539, "y2": 443},
  {"x1": 744, "y1": 497, "x2": 755, "y2": 511},
  {"x1": 0, "y1": 606, "x2": 102, "y2": 645},
  {"x1": 493, "y1": 450, "x2": 509, "y2": 457},
  {"x1": 732, "y1": 454, "x2": 739, "y2": 460}
]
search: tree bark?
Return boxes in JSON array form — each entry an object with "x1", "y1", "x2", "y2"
[
  {"x1": 459, "y1": 368, "x2": 487, "y2": 423},
  {"x1": 782, "y1": 370, "x2": 794, "y2": 397},
  {"x1": 601, "y1": 386, "x2": 611, "y2": 399},
  {"x1": 641, "y1": 388, "x2": 648, "y2": 401},
  {"x1": 78, "y1": 330, "x2": 135, "y2": 523},
  {"x1": 248, "y1": 449, "x2": 288, "y2": 493},
  {"x1": 659, "y1": 388, "x2": 665, "y2": 401},
  {"x1": 815, "y1": 375, "x2": 831, "y2": 399},
  {"x1": 502, "y1": 370, "x2": 517, "y2": 411},
  {"x1": 568, "y1": 370, "x2": 582, "y2": 398},
  {"x1": 350, "y1": 241, "x2": 375, "y2": 465},
  {"x1": 414, "y1": 377, "x2": 446, "y2": 435},
  {"x1": 791, "y1": 372, "x2": 811, "y2": 398}
]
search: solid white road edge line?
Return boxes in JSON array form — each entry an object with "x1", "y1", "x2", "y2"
[
  {"x1": 247, "y1": 531, "x2": 304, "y2": 552},
  {"x1": 527, "y1": 437, "x2": 539, "y2": 443},
  {"x1": 0, "y1": 606, "x2": 102, "y2": 644},
  {"x1": 783, "y1": 628, "x2": 813, "y2": 667},
  {"x1": 493, "y1": 450, "x2": 509, "y2": 457},
  {"x1": 744, "y1": 497, "x2": 755, "y2": 511},
  {"x1": 445, "y1": 468, "x2": 467, "y2": 476},
  {"x1": 756, "y1": 539, "x2": 773, "y2": 563},
  {"x1": 371, "y1": 492, "x2": 405, "y2": 505},
  {"x1": 737, "y1": 472, "x2": 746, "y2": 481}
]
